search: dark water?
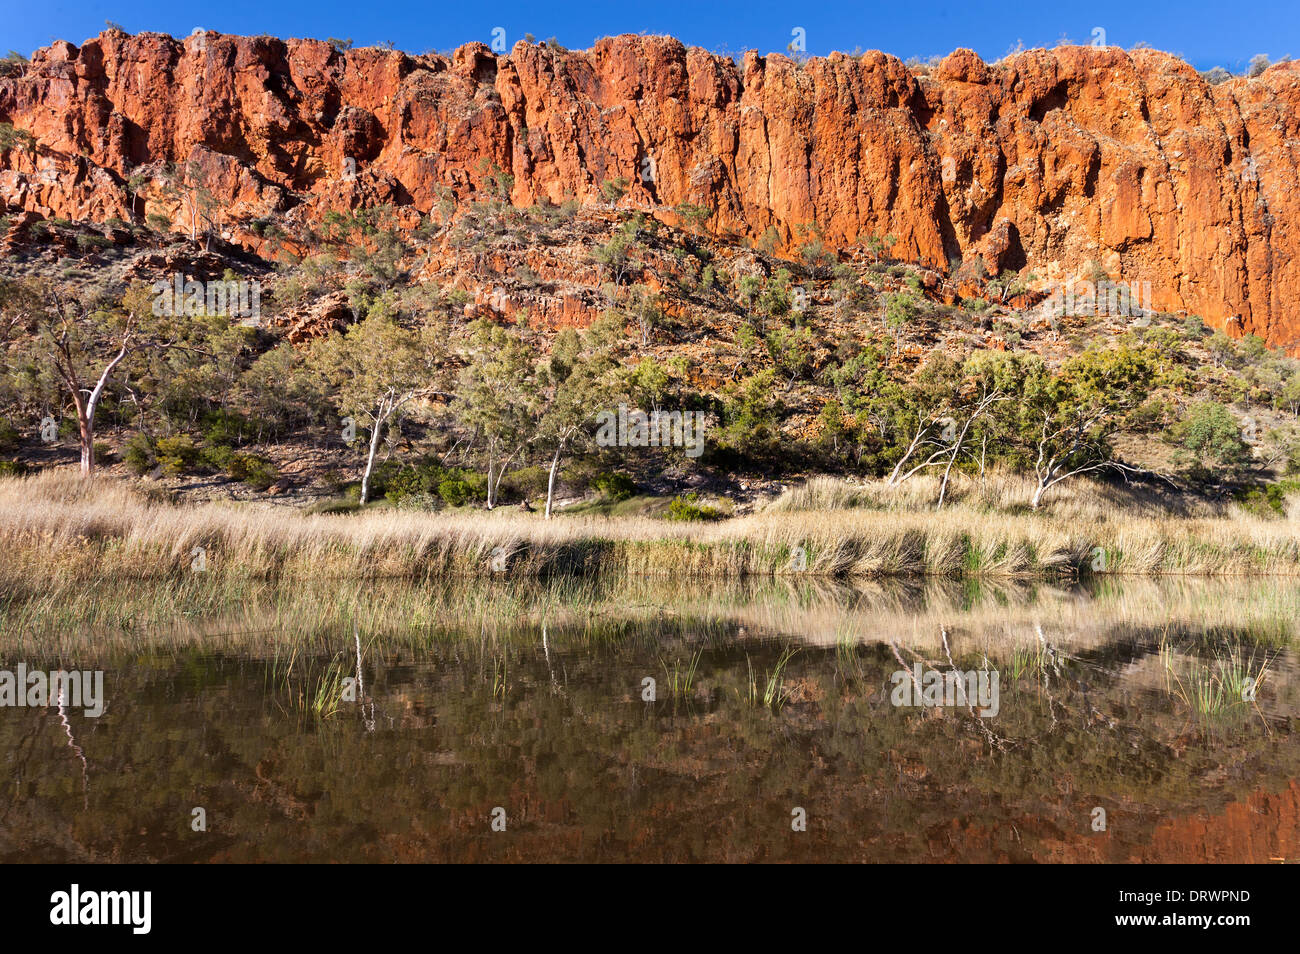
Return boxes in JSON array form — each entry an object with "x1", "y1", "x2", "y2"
[{"x1": 2, "y1": 581, "x2": 1298, "y2": 863}]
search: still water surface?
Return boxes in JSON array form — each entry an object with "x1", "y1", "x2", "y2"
[{"x1": 3, "y1": 577, "x2": 1297, "y2": 862}]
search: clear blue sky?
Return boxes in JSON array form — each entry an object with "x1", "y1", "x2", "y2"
[{"x1": 6, "y1": 0, "x2": 1297, "y2": 72}]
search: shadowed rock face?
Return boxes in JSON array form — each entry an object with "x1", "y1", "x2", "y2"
[{"x1": 3, "y1": 31, "x2": 1298, "y2": 346}]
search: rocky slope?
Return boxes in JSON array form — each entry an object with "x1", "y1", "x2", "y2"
[{"x1": 2, "y1": 30, "x2": 1299, "y2": 347}]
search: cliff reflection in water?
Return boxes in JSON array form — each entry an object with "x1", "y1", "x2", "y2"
[{"x1": 2, "y1": 576, "x2": 1297, "y2": 863}]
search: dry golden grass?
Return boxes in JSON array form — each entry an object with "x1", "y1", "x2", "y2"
[
  {"x1": 2, "y1": 470, "x2": 1297, "y2": 654},
  {"x1": 1, "y1": 471, "x2": 1299, "y2": 599},
  {"x1": 764, "y1": 471, "x2": 1235, "y2": 520}
]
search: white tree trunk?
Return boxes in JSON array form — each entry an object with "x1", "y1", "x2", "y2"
[
  {"x1": 936, "y1": 435, "x2": 965, "y2": 509},
  {"x1": 360, "y1": 419, "x2": 383, "y2": 505},
  {"x1": 76, "y1": 337, "x2": 131, "y2": 477},
  {"x1": 77, "y1": 407, "x2": 94, "y2": 476},
  {"x1": 485, "y1": 441, "x2": 497, "y2": 510},
  {"x1": 544, "y1": 440, "x2": 565, "y2": 519},
  {"x1": 359, "y1": 393, "x2": 393, "y2": 505},
  {"x1": 1030, "y1": 448, "x2": 1061, "y2": 510},
  {"x1": 486, "y1": 443, "x2": 522, "y2": 511},
  {"x1": 1031, "y1": 478, "x2": 1049, "y2": 510}
]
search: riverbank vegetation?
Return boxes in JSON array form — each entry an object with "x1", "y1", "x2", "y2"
[
  {"x1": 4, "y1": 196, "x2": 1300, "y2": 523},
  {"x1": 4, "y1": 471, "x2": 1300, "y2": 619}
]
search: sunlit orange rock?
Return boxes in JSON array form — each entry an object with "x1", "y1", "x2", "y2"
[{"x1": 3, "y1": 32, "x2": 1300, "y2": 346}]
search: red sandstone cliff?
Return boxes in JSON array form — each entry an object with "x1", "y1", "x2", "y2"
[{"x1": 2, "y1": 31, "x2": 1298, "y2": 345}]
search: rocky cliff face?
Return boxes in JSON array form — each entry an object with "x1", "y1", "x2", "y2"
[{"x1": 2, "y1": 31, "x2": 1298, "y2": 345}]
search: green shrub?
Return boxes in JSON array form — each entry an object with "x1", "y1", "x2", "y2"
[
  {"x1": 376, "y1": 460, "x2": 486, "y2": 505},
  {"x1": 201, "y1": 409, "x2": 251, "y2": 446},
  {"x1": 593, "y1": 471, "x2": 636, "y2": 501},
  {"x1": 666, "y1": 492, "x2": 725, "y2": 522},
  {"x1": 1236, "y1": 483, "x2": 1288, "y2": 518},
  {"x1": 122, "y1": 433, "x2": 156, "y2": 474},
  {"x1": 1169, "y1": 401, "x2": 1251, "y2": 480},
  {"x1": 0, "y1": 460, "x2": 28, "y2": 477},
  {"x1": 379, "y1": 462, "x2": 436, "y2": 503},
  {"x1": 199, "y1": 443, "x2": 235, "y2": 472},
  {"x1": 437, "y1": 479, "x2": 476, "y2": 507},
  {"x1": 228, "y1": 453, "x2": 278, "y2": 490},
  {"x1": 454, "y1": 470, "x2": 489, "y2": 499},
  {"x1": 155, "y1": 435, "x2": 199, "y2": 475}
]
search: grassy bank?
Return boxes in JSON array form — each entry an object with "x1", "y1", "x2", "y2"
[{"x1": 3, "y1": 472, "x2": 1300, "y2": 594}]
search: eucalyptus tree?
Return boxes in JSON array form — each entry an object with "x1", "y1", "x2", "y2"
[
  {"x1": 1017, "y1": 346, "x2": 1158, "y2": 509},
  {"x1": 0, "y1": 280, "x2": 146, "y2": 476},
  {"x1": 310, "y1": 310, "x2": 447, "y2": 504},
  {"x1": 535, "y1": 321, "x2": 622, "y2": 518},
  {"x1": 453, "y1": 320, "x2": 537, "y2": 510}
]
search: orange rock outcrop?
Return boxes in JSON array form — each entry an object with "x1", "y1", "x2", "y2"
[{"x1": 3, "y1": 31, "x2": 1298, "y2": 345}]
